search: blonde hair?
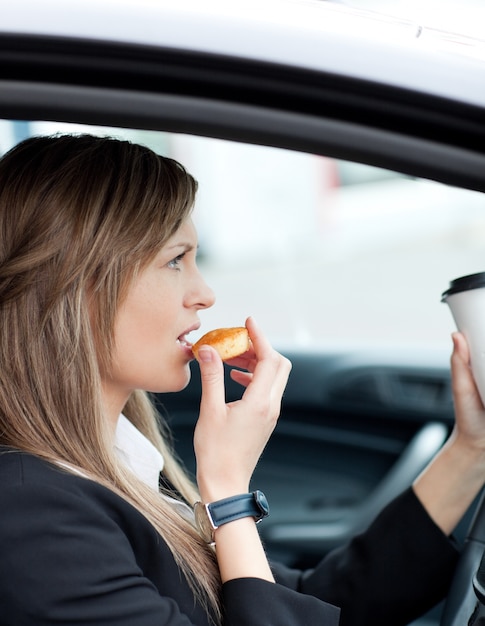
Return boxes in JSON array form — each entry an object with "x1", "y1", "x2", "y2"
[{"x1": 0, "y1": 134, "x2": 221, "y2": 621}]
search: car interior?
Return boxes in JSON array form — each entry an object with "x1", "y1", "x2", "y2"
[{"x1": 1, "y1": 31, "x2": 485, "y2": 626}]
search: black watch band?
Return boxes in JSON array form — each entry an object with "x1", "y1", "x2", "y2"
[{"x1": 194, "y1": 490, "x2": 269, "y2": 543}]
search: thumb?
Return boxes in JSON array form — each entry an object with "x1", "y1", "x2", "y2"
[{"x1": 197, "y1": 345, "x2": 226, "y2": 413}]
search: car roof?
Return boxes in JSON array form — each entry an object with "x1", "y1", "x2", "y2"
[{"x1": 3, "y1": 0, "x2": 485, "y2": 108}]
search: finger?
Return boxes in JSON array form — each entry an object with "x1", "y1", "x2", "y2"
[
  {"x1": 451, "y1": 333, "x2": 484, "y2": 411},
  {"x1": 225, "y1": 317, "x2": 292, "y2": 407},
  {"x1": 245, "y1": 316, "x2": 273, "y2": 360},
  {"x1": 232, "y1": 356, "x2": 292, "y2": 411},
  {"x1": 227, "y1": 317, "x2": 280, "y2": 374},
  {"x1": 197, "y1": 345, "x2": 226, "y2": 414},
  {"x1": 451, "y1": 333, "x2": 473, "y2": 391},
  {"x1": 217, "y1": 318, "x2": 275, "y2": 399},
  {"x1": 242, "y1": 349, "x2": 292, "y2": 409},
  {"x1": 452, "y1": 331, "x2": 470, "y2": 364},
  {"x1": 230, "y1": 369, "x2": 253, "y2": 388},
  {"x1": 225, "y1": 349, "x2": 256, "y2": 372},
  {"x1": 246, "y1": 318, "x2": 291, "y2": 394},
  {"x1": 267, "y1": 355, "x2": 293, "y2": 406}
]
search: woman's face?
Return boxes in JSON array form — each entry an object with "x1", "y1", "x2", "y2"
[{"x1": 102, "y1": 218, "x2": 215, "y2": 413}]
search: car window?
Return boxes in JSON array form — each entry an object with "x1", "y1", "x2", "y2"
[{"x1": 1, "y1": 118, "x2": 483, "y2": 352}]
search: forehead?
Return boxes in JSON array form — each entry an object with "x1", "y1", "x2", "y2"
[{"x1": 164, "y1": 218, "x2": 197, "y2": 249}]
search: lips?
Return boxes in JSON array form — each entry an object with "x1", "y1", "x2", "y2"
[
  {"x1": 177, "y1": 323, "x2": 200, "y2": 349},
  {"x1": 177, "y1": 333, "x2": 193, "y2": 348}
]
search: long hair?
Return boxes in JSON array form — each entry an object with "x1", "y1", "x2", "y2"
[{"x1": 0, "y1": 134, "x2": 221, "y2": 621}]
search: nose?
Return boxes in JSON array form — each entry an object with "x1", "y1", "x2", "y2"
[{"x1": 189, "y1": 268, "x2": 216, "y2": 310}]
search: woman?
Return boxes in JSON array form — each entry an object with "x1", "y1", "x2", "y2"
[{"x1": 0, "y1": 133, "x2": 483, "y2": 626}]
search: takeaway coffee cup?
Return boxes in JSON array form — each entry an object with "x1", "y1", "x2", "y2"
[{"x1": 442, "y1": 272, "x2": 485, "y2": 405}]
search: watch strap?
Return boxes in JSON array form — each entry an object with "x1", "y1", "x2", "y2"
[{"x1": 207, "y1": 490, "x2": 269, "y2": 528}]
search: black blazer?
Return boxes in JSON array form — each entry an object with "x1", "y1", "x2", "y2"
[{"x1": 0, "y1": 448, "x2": 458, "y2": 626}]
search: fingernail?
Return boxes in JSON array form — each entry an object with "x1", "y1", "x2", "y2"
[{"x1": 198, "y1": 346, "x2": 213, "y2": 363}]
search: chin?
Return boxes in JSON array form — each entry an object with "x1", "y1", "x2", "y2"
[{"x1": 155, "y1": 366, "x2": 192, "y2": 394}]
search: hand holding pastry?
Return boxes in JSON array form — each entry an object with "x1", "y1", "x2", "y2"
[{"x1": 193, "y1": 317, "x2": 291, "y2": 503}]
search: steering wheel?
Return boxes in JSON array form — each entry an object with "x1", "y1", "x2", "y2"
[{"x1": 441, "y1": 490, "x2": 485, "y2": 625}]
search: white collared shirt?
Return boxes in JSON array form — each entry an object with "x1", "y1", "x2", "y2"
[
  {"x1": 114, "y1": 414, "x2": 194, "y2": 520},
  {"x1": 58, "y1": 414, "x2": 192, "y2": 516},
  {"x1": 114, "y1": 414, "x2": 164, "y2": 492}
]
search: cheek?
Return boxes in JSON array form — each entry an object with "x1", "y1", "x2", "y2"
[
  {"x1": 117, "y1": 278, "x2": 172, "y2": 348},
  {"x1": 116, "y1": 304, "x2": 173, "y2": 364},
  {"x1": 110, "y1": 300, "x2": 190, "y2": 393},
  {"x1": 108, "y1": 271, "x2": 191, "y2": 393}
]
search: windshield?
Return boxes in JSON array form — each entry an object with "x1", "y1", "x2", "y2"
[{"x1": 2, "y1": 119, "x2": 483, "y2": 351}]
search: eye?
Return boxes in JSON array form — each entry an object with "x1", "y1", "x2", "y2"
[{"x1": 167, "y1": 252, "x2": 185, "y2": 270}]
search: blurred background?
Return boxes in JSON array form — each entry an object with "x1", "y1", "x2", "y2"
[{"x1": 1, "y1": 118, "x2": 483, "y2": 352}]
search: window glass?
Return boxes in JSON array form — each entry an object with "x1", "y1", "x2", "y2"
[{"x1": 1, "y1": 119, "x2": 483, "y2": 351}]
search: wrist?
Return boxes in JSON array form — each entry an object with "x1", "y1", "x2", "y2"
[
  {"x1": 213, "y1": 516, "x2": 275, "y2": 583},
  {"x1": 446, "y1": 429, "x2": 485, "y2": 478},
  {"x1": 197, "y1": 477, "x2": 250, "y2": 504},
  {"x1": 413, "y1": 431, "x2": 485, "y2": 534},
  {"x1": 194, "y1": 491, "x2": 270, "y2": 544}
]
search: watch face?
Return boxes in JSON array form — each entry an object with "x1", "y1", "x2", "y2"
[
  {"x1": 194, "y1": 502, "x2": 215, "y2": 543},
  {"x1": 254, "y1": 490, "x2": 270, "y2": 520}
]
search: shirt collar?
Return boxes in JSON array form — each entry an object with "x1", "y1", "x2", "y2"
[{"x1": 114, "y1": 414, "x2": 164, "y2": 492}]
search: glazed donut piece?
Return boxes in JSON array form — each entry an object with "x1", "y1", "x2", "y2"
[{"x1": 192, "y1": 327, "x2": 250, "y2": 361}]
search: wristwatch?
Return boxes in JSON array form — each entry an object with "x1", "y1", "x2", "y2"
[{"x1": 194, "y1": 490, "x2": 269, "y2": 544}]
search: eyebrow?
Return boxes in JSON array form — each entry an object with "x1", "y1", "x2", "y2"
[{"x1": 165, "y1": 242, "x2": 198, "y2": 252}]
